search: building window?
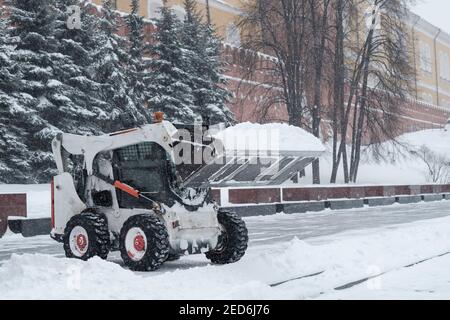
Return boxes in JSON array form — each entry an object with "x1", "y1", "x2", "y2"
[
  {"x1": 420, "y1": 42, "x2": 432, "y2": 73},
  {"x1": 420, "y1": 92, "x2": 433, "y2": 104},
  {"x1": 364, "y1": 4, "x2": 381, "y2": 32},
  {"x1": 148, "y1": 0, "x2": 163, "y2": 20},
  {"x1": 111, "y1": 0, "x2": 117, "y2": 10},
  {"x1": 226, "y1": 23, "x2": 241, "y2": 47},
  {"x1": 367, "y1": 73, "x2": 379, "y2": 88},
  {"x1": 172, "y1": 5, "x2": 186, "y2": 21},
  {"x1": 440, "y1": 51, "x2": 450, "y2": 81}
]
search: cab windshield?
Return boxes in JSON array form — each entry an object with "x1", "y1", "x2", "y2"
[{"x1": 113, "y1": 142, "x2": 209, "y2": 208}]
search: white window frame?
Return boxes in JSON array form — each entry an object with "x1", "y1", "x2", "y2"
[
  {"x1": 421, "y1": 92, "x2": 433, "y2": 104},
  {"x1": 172, "y1": 5, "x2": 186, "y2": 21},
  {"x1": 420, "y1": 42, "x2": 432, "y2": 73},
  {"x1": 367, "y1": 73, "x2": 379, "y2": 88},
  {"x1": 147, "y1": 0, "x2": 163, "y2": 20},
  {"x1": 225, "y1": 23, "x2": 241, "y2": 47},
  {"x1": 439, "y1": 51, "x2": 450, "y2": 81},
  {"x1": 364, "y1": 4, "x2": 381, "y2": 32}
]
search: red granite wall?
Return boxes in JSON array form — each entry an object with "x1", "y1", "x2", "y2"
[
  {"x1": 212, "y1": 184, "x2": 450, "y2": 205},
  {"x1": 0, "y1": 194, "x2": 27, "y2": 237}
]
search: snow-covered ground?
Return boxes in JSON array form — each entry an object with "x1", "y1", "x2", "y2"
[
  {"x1": 320, "y1": 253, "x2": 450, "y2": 300},
  {"x1": 0, "y1": 127, "x2": 449, "y2": 299},
  {"x1": 1, "y1": 200, "x2": 450, "y2": 299}
]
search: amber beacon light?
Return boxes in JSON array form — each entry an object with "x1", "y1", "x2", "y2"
[{"x1": 153, "y1": 111, "x2": 165, "y2": 123}]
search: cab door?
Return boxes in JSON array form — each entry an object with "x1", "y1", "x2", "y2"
[{"x1": 113, "y1": 142, "x2": 169, "y2": 209}]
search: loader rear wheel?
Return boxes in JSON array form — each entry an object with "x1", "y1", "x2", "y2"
[
  {"x1": 119, "y1": 214, "x2": 170, "y2": 271},
  {"x1": 63, "y1": 211, "x2": 110, "y2": 260},
  {"x1": 205, "y1": 210, "x2": 248, "y2": 264}
]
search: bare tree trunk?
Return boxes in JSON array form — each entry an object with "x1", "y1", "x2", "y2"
[
  {"x1": 309, "y1": 0, "x2": 331, "y2": 184},
  {"x1": 238, "y1": 0, "x2": 308, "y2": 132},
  {"x1": 331, "y1": 0, "x2": 345, "y2": 183},
  {"x1": 205, "y1": 0, "x2": 212, "y2": 26},
  {"x1": 349, "y1": 90, "x2": 359, "y2": 180},
  {"x1": 337, "y1": 77, "x2": 362, "y2": 183},
  {"x1": 350, "y1": 25, "x2": 374, "y2": 182}
]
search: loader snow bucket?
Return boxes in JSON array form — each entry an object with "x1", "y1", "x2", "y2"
[
  {"x1": 175, "y1": 123, "x2": 325, "y2": 188},
  {"x1": 180, "y1": 152, "x2": 321, "y2": 188}
]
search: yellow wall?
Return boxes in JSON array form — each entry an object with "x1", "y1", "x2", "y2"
[
  {"x1": 347, "y1": 4, "x2": 450, "y2": 108},
  {"x1": 434, "y1": 40, "x2": 450, "y2": 106},
  {"x1": 91, "y1": 0, "x2": 242, "y2": 39},
  {"x1": 410, "y1": 16, "x2": 450, "y2": 107},
  {"x1": 91, "y1": 0, "x2": 148, "y2": 17}
]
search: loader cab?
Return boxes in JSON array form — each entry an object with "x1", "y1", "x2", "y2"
[
  {"x1": 111, "y1": 142, "x2": 172, "y2": 209},
  {"x1": 103, "y1": 140, "x2": 209, "y2": 210}
]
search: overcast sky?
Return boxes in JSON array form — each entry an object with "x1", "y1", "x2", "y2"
[{"x1": 411, "y1": 0, "x2": 450, "y2": 34}]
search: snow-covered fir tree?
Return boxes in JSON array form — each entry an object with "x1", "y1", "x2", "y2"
[
  {"x1": 146, "y1": 3, "x2": 197, "y2": 124},
  {"x1": 125, "y1": 0, "x2": 148, "y2": 118},
  {"x1": 0, "y1": 0, "x2": 235, "y2": 182},
  {"x1": 92, "y1": 0, "x2": 147, "y2": 131},
  {"x1": 0, "y1": 7, "x2": 41, "y2": 182},
  {"x1": 51, "y1": 0, "x2": 109, "y2": 133},
  {"x1": 2, "y1": 0, "x2": 65, "y2": 182},
  {"x1": 2, "y1": 0, "x2": 114, "y2": 182},
  {"x1": 180, "y1": 0, "x2": 233, "y2": 125}
]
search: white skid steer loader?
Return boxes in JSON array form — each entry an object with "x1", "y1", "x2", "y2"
[{"x1": 50, "y1": 114, "x2": 323, "y2": 271}]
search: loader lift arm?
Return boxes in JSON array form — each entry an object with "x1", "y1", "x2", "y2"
[{"x1": 92, "y1": 172, "x2": 164, "y2": 212}]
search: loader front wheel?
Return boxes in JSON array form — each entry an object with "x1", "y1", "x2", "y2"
[
  {"x1": 206, "y1": 210, "x2": 248, "y2": 264},
  {"x1": 63, "y1": 211, "x2": 110, "y2": 260},
  {"x1": 119, "y1": 214, "x2": 170, "y2": 271}
]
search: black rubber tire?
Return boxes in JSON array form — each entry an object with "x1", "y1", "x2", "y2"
[
  {"x1": 205, "y1": 210, "x2": 248, "y2": 264},
  {"x1": 119, "y1": 214, "x2": 170, "y2": 271},
  {"x1": 63, "y1": 211, "x2": 110, "y2": 260}
]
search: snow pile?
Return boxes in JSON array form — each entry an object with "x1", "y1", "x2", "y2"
[
  {"x1": 3, "y1": 215, "x2": 450, "y2": 299},
  {"x1": 213, "y1": 122, "x2": 325, "y2": 154},
  {"x1": 398, "y1": 128, "x2": 450, "y2": 155}
]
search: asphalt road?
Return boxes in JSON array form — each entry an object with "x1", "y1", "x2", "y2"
[{"x1": 1, "y1": 200, "x2": 449, "y2": 265}]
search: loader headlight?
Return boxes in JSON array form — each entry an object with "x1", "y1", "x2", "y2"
[{"x1": 153, "y1": 203, "x2": 166, "y2": 214}]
